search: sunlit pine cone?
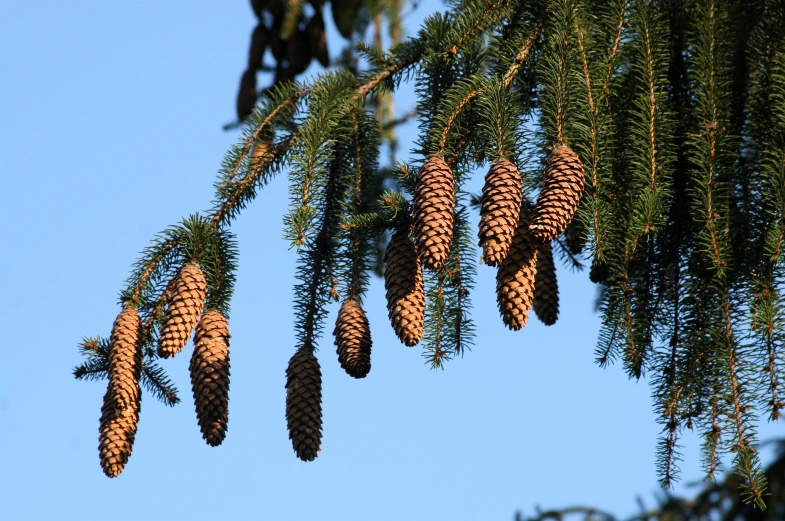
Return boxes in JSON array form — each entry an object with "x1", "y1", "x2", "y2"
[
  {"x1": 529, "y1": 146, "x2": 585, "y2": 243},
  {"x1": 533, "y1": 242, "x2": 559, "y2": 326},
  {"x1": 384, "y1": 231, "x2": 425, "y2": 346},
  {"x1": 98, "y1": 379, "x2": 141, "y2": 478},
  {"x1": 478, "y1": 159, "x2": 523, "y2": 266},
  {"x1": 413, "y1": 156, "x2": 455, "y2": 270},
  {"x1": 334, "y1": 299, "x2": 372, "y2": 378},
  {"x1": 107, "y1": 307, "x2": 142, "y2": 410},
  {"x1": 190, "y1": 310, "x2": 231, "y2": 447},
  {"x1": 158, "y1": 263, "x2": 207, "y2": 359},
  {"x1": 286, "y1": 346, "x2": 323, "y2": 462},
  {"x1": 496, "y1": 210, "x2": 539, "y2": 330}
]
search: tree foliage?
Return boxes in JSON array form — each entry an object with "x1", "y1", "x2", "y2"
[{"x1": 76, "y1": 0, "x2": 785, "y2": 506}]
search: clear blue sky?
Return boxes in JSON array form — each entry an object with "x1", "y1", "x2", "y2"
[{"x1": 0, "y1": 2, "x2": 781, "y2": 520}]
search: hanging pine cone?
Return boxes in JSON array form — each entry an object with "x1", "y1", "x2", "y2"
[
  {"x1": 384, "y1": 231, "x2": 425, "y2": 346},
  {"x1": 190, "y1": 310, "x2": 231, "y2": 447},
  {"x1": 413, "y1": 156, "x2": 455, "y2": 270},
  {"x1": 478, "y1": 159, "x2": 523, "y2": 266},
  {"x1": 286, "y1": 346, "x2": 322, "y2": 462},
  {"x1": 496, "y1": 209, "x2": 539, "y2": 330},
  {"x1": 589, "y1": 259, "x2": 610, "y2": 284},
  {"x1": 334, "y1": 299, "x2": 372, "y2": 378},
  {"x1": 529, "y1": 146, "x2": 585, "y2": 243},
  {"x1": 158, "y1": 263, "x2": 207, "y2": 359},
  {"x1": 564, "y1": 218, "x2": 584, "y2": 255},
  {"x1": 98, "y1": 389, "x2": 141, "y2": 478},
  {"x1": 107, "y1": 307, "x2": 142, "y2": 410},
  {"x1": 533, "y1": 243, "x2": 559, "y2": 326}
]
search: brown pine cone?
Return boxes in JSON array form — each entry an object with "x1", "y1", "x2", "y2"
[
  {"x1": 413, "y1": 156, "x2": 455, "y2": 270},
  {"x1": 190, "y1": 310, "x2": 231, "y2": 447},
  {"x1": 589, "y1": 259, "x2": 610, "y2": 284},
  {"x1": 158, "y1": 263, "x2": 207, "y2": 359},
  {"x1": 107, "y1": 307, "x2": 142, "y2": 410},
  {"x1": 334, "y1": 299, "x2": 372, "y2": 378},
  {"x1": 564, "y1": 218, "x2": 584, "y2": 255},
  {"x1": 529, "y1": 146, "x2": 585, "y2": 243},
  {"x1": 384, "y1": 231, "x2": 425, "y2": 346},
  {"x1": 496, "y1": 209, "x2": 539, "y2": 330},
  {"x1": 478, "y1": 159, "x2": 523, "y2": 266},
  {"x1": 98, "y1": 379, "x2": 141, "y2": 478},
  {"x1": 533, "y1": 243, "x2": 559, "y2": 326},
  {"x1": 286, "y1": 347, "x2": 323, "y2": 462}
]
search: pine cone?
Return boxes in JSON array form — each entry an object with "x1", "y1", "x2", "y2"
[
  {"x1": 478, "y1": 159, "x2": 523, "y2": 266},
  {"x1": 564, "y1": 218, "x2": 584, "y2": 255},
  {"x1": 236, "y1": 68, "x2": 258, "y2": 122},
  {"x1": 190, "y1": 310, "x2": 231, "y2": 447},
  {"x1": 589, "y1": 259, "x2": 610, "y2": 284},
  {"x1": 529, "y1": 146, "x2": 585, "y2": 243},
  {"x1": 533, "y1": 243, "x2": 559, "y2": 326},
  {"x1": 384, "y1": 231, "x2": 425, "y2": 346},
  {"x1": 413, "y1": 156, "x2": 455, "y2": 270},
  {"x1": 334, "y1": 299, "x2": 372, "y2": 378},
  {"x1": 248, "y1": 23, "x2": 268, "y2": 71},
  {"x1": 98, "y1": 390, "x2": 141, "y2": 478},
  {"x1": 286, "y1": 347, "x2": 323, "y2": 462},
  {"x1": 158, "y1": 263, "x2": 207, "y2": 359},
  {"x1": 99, "y1": 307, "x2": 142, "y2": 478},
  {"x1": 496, "y1": 210, "x2": 539, "y2": 330},
  {"x1": 107, "y1": 307, "x2": 142, "y2": 410}
]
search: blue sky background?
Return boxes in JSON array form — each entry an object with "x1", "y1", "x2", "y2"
[{"x1": 1, "y1": 2, "x2": 781, "y2": 520}]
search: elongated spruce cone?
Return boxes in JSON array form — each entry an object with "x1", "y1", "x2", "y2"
[
  {"x1": 99, "y1": 389, "x2": 141, "y2": 478},
  {"x1": 158, "y1": 263, "x2": 207, "y2": 359},
  {"x1": 564, "y1": 218, "x2": 584, "y2": 255},
  {"x1": 496, "y1": 210, "x2": 539, "y2": 330},
  {"x1": 334, "y1": 299, "x2": 372, "y2": 378},
  {"x1": 413, "y1": 156, "x2": 455, "y2": 270},
  {"x1": 478, "y1": 159, "x2": 523, "y2": 266},
  {"x1": 107, "y1": 307, "x2": 142, "y2": 410},
  {"x1": 530, "y1": 146, "x2": 585, "y2": 243},
  {"x1": 384, "y1": 231, "x2": 425, "y2": 346},
  {"x1": 190, "y1": 310, "x2": 231, "y2": 447},
  {"x1": 286, "y1": 347, "x2": 323, "y2": 462},
  {"x1": 99, "y1": 307, "x2": 142, "y2": 478},
  {"x1": 533, "y1": 243, "x2": 559, "y2": 326}
]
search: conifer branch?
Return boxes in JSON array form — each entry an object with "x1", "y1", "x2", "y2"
[{"x1": 433, "y1": 19, "x2": 542, "y2": 157}]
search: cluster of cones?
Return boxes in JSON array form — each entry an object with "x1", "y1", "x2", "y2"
[
  {"x1": 484, "y1": 146, "x2": 584, "y2": 330},
  {"x1": 237, "y1": 0, "x2": 330, "y2": 121},
  {"x1": 99, "y1": 147, "x2": 584, "y2": 471},
  {"x1": 316, "y1": 146, "x2": 583, "y2": 460},
  {"x1": 98, "y1": 264, "x2": 231, "y2": 477},
  {"x1": 377, "y1": 145, "x2": 584, "y2": 348}
]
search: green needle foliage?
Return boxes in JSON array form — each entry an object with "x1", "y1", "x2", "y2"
[{"x1": 76, "y1": 0, "x2": 785, "y2": 505}]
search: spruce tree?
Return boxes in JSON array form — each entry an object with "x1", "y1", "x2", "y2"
[{"x1": 74, "y1": 0, "x2": 785, "y2": 508}]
